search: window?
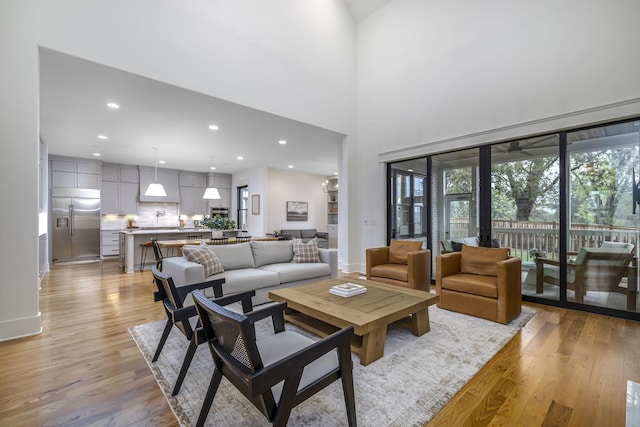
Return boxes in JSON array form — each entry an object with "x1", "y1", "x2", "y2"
[{"x1": 237, "y1": 186, "x2": 249, "y2": 231}]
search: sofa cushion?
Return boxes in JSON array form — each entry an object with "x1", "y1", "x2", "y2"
[
  {"x1": 208, "y1": 242, "x2": 255, "y2": 270},
  {"x1": 209, "y1": 268, "x2": 280, "y2": 294},
  {"x1": 300, "y1": 229, "x2": 318, "y2": 239},
  {"x1": 292, "y1": 238, "x2": 320, "y2": 263},
  {"x1": 251, "y1": 240, "x2": 293, "y2": 267},
  {"x1": 259, "y1": 262, "x2": 331, "y2": 283},
  {"x1": 370, "y1": 264, "x2": 408, "y2": 282},
  {"x1": 181, "y1": 245, "x2": 224, "y2": 277},
  {"x1": 388, "y1": 240, "x2": 423, "y2": 264},
  {"x1": 460, "y1": 246, "x2": 510, "y2": 277},
  {"x1": 280, "y1": 229, "x2": 302, "y2": 239}
]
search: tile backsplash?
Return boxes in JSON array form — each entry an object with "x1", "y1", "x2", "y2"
[{"x1": 101, "y1": 202, "x2": 205, "y2": 229}]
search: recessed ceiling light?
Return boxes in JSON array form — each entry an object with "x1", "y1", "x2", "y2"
[
  {"x1": 209, "y1": 124, "x2": 219, "y2": 130},
  {"x1": 106, "y1": 102, "x2": 120, "y2": 109},
  {"x1": 158, "y1": 160, "x2": 166, "y2": 164},
  {"x1": 92, "y1": 152, "x2": 101, "y2": 157},
  {"x1": 333, "y1": 172, "x2": 339, "y2": 175},
  {"x1": 210, "y1": 166, "x2": 216, "y2": 170},
  {"x1": 278, "y1": 140, "x2": 287, "y2": 145},
  {"x1": 97, "y1": 135, "x2": 108, "y2": 140},
  {"x1": 237, "y1": 156, "x2": 244, "y2": 160},
  {"x1": 288, "y1": 165, "x2": 294, "y2": 169}
]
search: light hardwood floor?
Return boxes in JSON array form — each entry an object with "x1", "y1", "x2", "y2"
[{"x1": 0, "y1": 260, "x2": 638, "y2": 426}]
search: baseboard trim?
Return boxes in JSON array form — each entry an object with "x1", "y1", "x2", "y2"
[{"x1": 0, "y1": 312, "x2": 42, "y2": 342}]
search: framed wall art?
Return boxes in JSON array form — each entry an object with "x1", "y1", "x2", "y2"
[
  {"x1": 251, "y1": 194, "x2": 260, "y2": 214},
  {"x1": 286, "y1": 201, "x2": 308, "y2": 221}
]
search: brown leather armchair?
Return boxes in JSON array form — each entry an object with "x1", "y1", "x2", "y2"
[
  {"x1": 366, "y1": 240, "x2": 431, "y2": 291},
  {"x1": 436, "y1": 245, "x2": 521, "y2": 324}
]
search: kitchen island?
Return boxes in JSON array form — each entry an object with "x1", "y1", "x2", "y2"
[{"x1": 119, "y1": 228, "x2": 211, "y2": 273}]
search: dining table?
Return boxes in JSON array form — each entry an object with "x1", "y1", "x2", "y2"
[{"x1": 157, "y1": 236, "x2": 279, "y2": 256}]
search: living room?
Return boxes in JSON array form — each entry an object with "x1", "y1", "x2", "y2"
[{"x1": 2, "y1": 0, "x2": 640, "y2": 425}]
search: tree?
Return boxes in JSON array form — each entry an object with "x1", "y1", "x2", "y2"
[{"x1": 491, "y1": 157, "x2": 560, "y2": 221}]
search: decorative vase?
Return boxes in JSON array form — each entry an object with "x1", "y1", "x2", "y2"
[{"x1": 212, "y1": 229, "x2": 223, "y2": 239}]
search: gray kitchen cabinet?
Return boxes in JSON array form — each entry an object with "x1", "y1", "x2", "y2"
[
  {"x1": 51, "y1": 157, "x2": 101, "y2": 189},
  {"x1": 209, "y1": 188, "x2": 231, "y2": 208},
  {"x1": 179, "y1": 171, "x2": 207, "y2": 188},
  {"x1": 102, "y1": 181, "x2": 138, "y2": 214},
  {"x1": 179, "y1": 186, "x2": 207, "y2": 215},
  {"x1": 206, "y1": 173, "x2": 232, "y2": 208},
  {"x1": 101, "y1": 230, "x2": 120, "y2": 257},
  {"x1": 103, "y1": 164, "x2": 139, "y2": 183}
]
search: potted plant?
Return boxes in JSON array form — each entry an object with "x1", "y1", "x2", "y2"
[{"x1": 201, "y1": 214, "x2": 237, "y2": 238}]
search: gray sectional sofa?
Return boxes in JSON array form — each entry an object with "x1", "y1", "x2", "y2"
[
  {"x1": 162, "y1": 240, "x2": 337, "y2": 305},
  {"x1": 280, "y1": 228, "x2": 329, "y2": 248}
]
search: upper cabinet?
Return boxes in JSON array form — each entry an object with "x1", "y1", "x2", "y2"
[
  {"x1": 50, "y1": 156, "x2": 101, "y2": 189},
  {"x1": 207, "y1": 173, "x2": 232, "y2": 208},
  {"x1": 102, "y1": 164, "x2": 139, "y2": 214},
  {"x1": 179, "y1": 171, "x2": 207, "y2": 215},
  {"x1": 138, "y1": 166, "x2": 181, "y2": 203}
]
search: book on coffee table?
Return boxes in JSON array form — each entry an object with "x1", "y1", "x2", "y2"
[{"x1": 329, "y1": 282, "x2": 367, "y2": 297}]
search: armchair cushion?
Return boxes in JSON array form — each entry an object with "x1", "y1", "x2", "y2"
[
  {"x1": 460, "y1": 246, "x2": 510, "y2": 276},
  {"x1": 389, "y1": 240, "x2": 423, "y2": 264},
  {"x1": 440, "y1": 273, "x2": 498, "y2": 298},
  {"x1": 370, "y1": 263, "x2": 408, "y2": 282},
  {"x1": 182, "y1": 245, "x2": 224, "y2": 277},
  {"x1": 292, "y1": 238, "x2": 321, "y2": 263}
]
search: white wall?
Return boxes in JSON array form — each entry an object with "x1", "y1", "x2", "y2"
[
  {"x1": 0, "y1": 0, "x2": 356, "y2": 341},
  {"x1": 231, "y1": 166, "x2": 267, "y2": 237},
  {"x1": 352, "y1": 0, "x2": 640, "y2": 270},
  {"x1": 266, "y1": 168, "x2": 328, "y2": 233}
]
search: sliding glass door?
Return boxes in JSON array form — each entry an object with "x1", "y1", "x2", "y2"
[
  {"x1": 565, "y1": 121, "x2": 640, "y2": 313},
  {"x1": 387, "y1": 117, "x2": 640, "y2": 319},
  {"x1": 490, "y1": 135, "x2": 560, "y2": 302}
]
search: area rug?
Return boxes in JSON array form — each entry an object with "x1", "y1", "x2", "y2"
[{"x1": 130, "y1": 305, "x2": 535, "y2": 426}]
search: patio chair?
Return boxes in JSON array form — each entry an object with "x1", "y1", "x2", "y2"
[
  {"x1": 535, "y1": 242, "x2": 638, "y2": 310},
  {"x1": 150, "y1": 266, "x2": 254, "y2": 396},
  {"x1": 191, "y1": 289, "x2": 357, "y2": 427}
]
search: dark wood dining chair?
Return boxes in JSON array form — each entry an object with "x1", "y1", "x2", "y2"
[
  {"x1": 150, "y1": 266, "x2": 254, "y2": 396},
  {"x1": 192, "y1": 289, "x2": 357, "y2": 427}
]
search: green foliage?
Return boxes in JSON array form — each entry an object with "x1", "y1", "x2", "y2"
[{"x1": 201, "y1": 214, "x2": 236, "y2": 230}]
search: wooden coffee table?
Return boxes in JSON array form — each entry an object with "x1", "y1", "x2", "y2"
[{"x1": 269, "y1": 277, "x2": 440, "y2": 365}]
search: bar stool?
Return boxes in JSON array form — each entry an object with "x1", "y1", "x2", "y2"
[
  {"x1": 209, "y1": 237, "x2": 229, "y2": 245},
  {"x1": 151, "y1": 238, "x2": 164, "y2": 271},
  {"x1": 235, "y1": 236, "x2": 252, "y2": 243},
  {"x1": 139, "y1": 240, "x2": 153, "y2": 272}
]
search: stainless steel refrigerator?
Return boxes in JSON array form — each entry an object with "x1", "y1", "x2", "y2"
[{"x1": 51, "y1": 188, "x2": 101, "y2": 262}]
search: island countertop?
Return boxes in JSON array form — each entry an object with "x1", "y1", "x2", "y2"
[{"x1": 119, "y1": 228, "x2": 208, "y2": 235}]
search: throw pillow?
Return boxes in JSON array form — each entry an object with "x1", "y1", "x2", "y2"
[
  {"x1": 292, "y1": 238, "x2": 320, "y2": 263},
  {"x1": 182, "y1": 245, "x2": 224, "y2": 277},
  {"x1": 388, "y1": 240, "x2": 423, "y2": 264}
]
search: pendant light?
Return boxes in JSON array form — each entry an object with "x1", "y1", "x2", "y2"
[
  {"x1": 144, "y1": 147, "x2": 167, "y2": 197},
  {"x1": 203, "y1": 156, "x2": 221, "y2": 200}
]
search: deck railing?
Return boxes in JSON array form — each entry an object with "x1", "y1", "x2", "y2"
[{"x1": 450, "y1": 219, "x2": 639, "y2": 261}]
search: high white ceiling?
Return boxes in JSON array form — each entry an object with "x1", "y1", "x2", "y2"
[
  {"x1": 39, "y1": 2, "x2": 391, "y2": 176},
  {"x1": 39, "y1": 48, "x2": 344, "y2": 176}
]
